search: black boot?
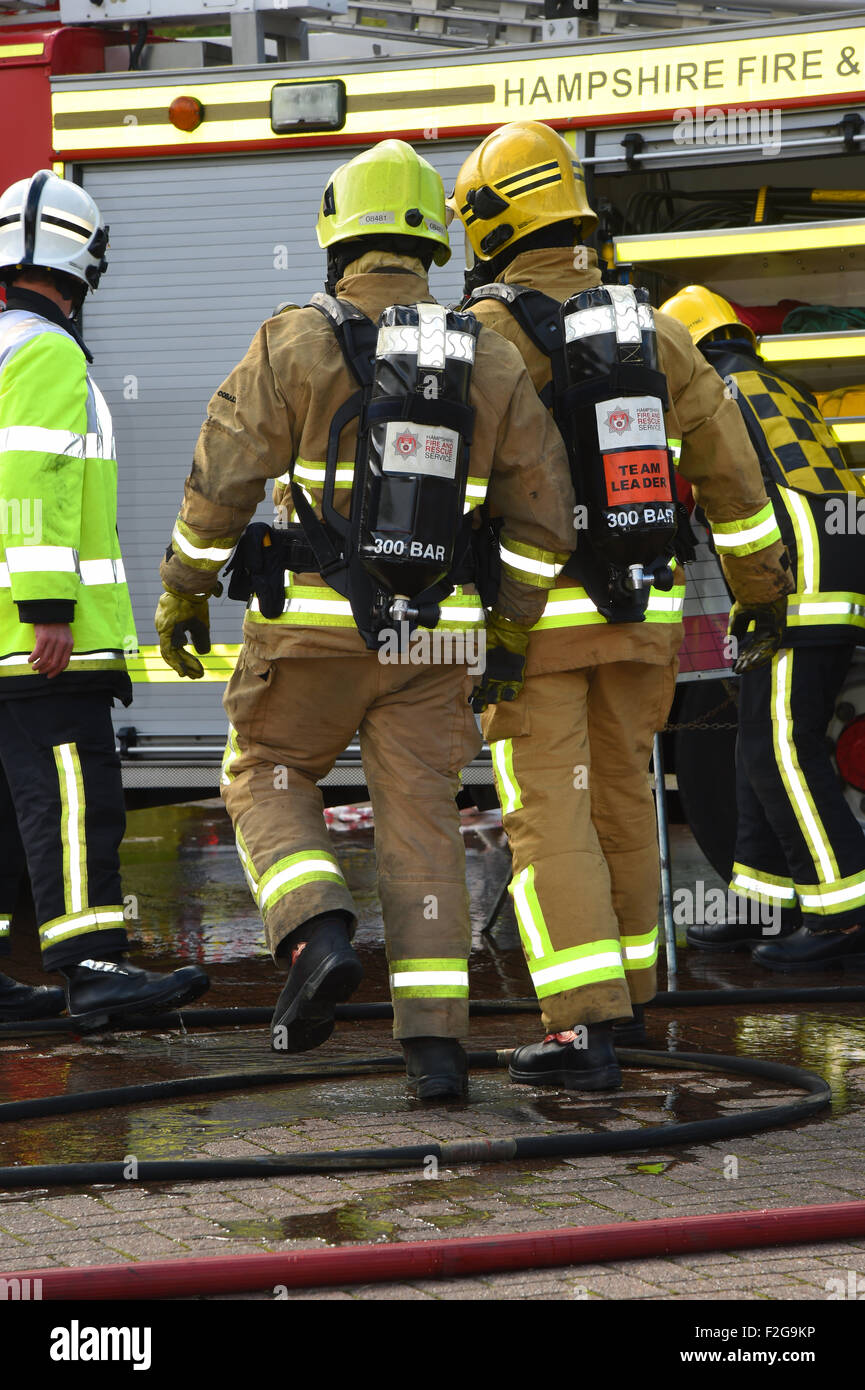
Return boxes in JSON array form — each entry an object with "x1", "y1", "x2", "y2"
[
  {"x1": 509, "y1": 1022, "x2": 622, "y2": 1092},
  {"x1": 752, "y1": 924, "x2": 865, "y2": 971},
  {"x1": 63, "y1": 958, "x2": 209, "y2": 1028},
  {"x1": 401, "y1": 1036, "x2": 468, "y2": 1101},
  {"x1": 271, "y1": 916, "x2": 362, "y2": 1053},
  {"x1": 612, "y1": 1003, "x2": 647, "y2": 1047},
  {"x1": 0, "y1": 972, "x2": 66, "y2": 1022},
  {"x1": 686, "y1": 919, "x2": 796, "y2": 951}
]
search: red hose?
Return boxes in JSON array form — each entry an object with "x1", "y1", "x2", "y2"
[{"x1": 7, "y1": 1200, "x2": 865, "y2": 1299}]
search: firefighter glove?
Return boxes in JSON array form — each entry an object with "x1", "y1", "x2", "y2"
[
  {"x1": 155, "y1": 587, "x2": 215, "y2": 680},
  {"x1": 729, "y1": 597, "x2": 786, "y2": 675},
  {"x1": 470, "y1": 612, "x2": 530, "y2": 713}
]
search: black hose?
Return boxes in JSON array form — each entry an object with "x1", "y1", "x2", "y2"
[
  {"x1": 3, "y1": 987, "x2": 865, "y2": 1037},
  {"x1": 0, "y1": 1049, "x2": 830, "y2": 1189}
]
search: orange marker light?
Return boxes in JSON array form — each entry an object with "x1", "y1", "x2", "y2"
[{"x1": 169, "y1": 96, "x2": 204, "y2": 132}]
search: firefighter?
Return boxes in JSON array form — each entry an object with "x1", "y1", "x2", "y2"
[
  {"x1": 0, "y1": 170, "x2": 210, "y2": 1024},
  {"x1": 155, "y1": 140, "x2": 575, "y2": 1100},
  {"x1": 450, "y1": 121, "x2": 792, "y2": 1090},
  {"x1": 663, "y1": 286, "x2": 865, "y2": 969}
]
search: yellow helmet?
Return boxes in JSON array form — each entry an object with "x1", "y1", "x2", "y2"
[
  {"x1": 660, "y1": 285, "x2": 757, "y2": 349},
  {"x1": 316, "y1": 139, "x2": 450, "y2": 266},
  {"x1": 451, "y1": 121, "x2": 597, "y2": 262}
]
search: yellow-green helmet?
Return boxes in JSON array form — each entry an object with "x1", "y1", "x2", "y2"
[
  {"x1": 660, "y1": 284, "x2": 757, "y2": 349},
  {"x1": 451, "y1": 120, "x2": 597, "y2": 262},
  {"x1": 316, "y1": 139, "x2": 451, "y2": 266}
]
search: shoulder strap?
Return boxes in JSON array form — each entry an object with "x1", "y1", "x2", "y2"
[
  {"x1": 307, "y1": 292, "x2": 377, "y2": 390},
  {"x1": 467, "y1": 283, "x2": 564, "y2": 412}
]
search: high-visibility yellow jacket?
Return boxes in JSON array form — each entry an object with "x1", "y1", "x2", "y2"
[
  {"x1": 161, "y1": 251, "x2": 577, "y2": 654},
  {"x1": 0, "y1": 295, "x2": 136, "y2": 695},
  {"x1": 466, "y1": 247, "x2": 793, "y2": 676}
]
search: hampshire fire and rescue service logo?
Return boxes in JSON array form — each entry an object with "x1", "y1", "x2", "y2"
[
  {"x1": 606, "y1": 408, "x2": 632, "y2": 434},
  {"x1": 393, "y1": 430, "x2": 418, "y2": 457}
]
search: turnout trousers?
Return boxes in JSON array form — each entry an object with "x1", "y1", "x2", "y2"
[
  {"x1": 0, "y1": 692, "x2": 130, "y2": 970},
  {"x1": 221, "y1": 647, "x2": 481, "y2": 1040},
  {"x1": 731, "y1": 645, "x2": 865, "y2": 931},
  {"x1": 483, "y1": 660, "x2": 676, "y2": 1032}
]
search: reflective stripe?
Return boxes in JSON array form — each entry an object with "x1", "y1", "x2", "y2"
[
  {"x1": 781, "y1": 488, "x2": 818, "y2": 594},
  {"x1": 491, "y1": 738, "x2": 522, "y2": 816},
  {"x1": 78, "y1": 558, "x2": 126, "y2": 585},
  {"x1": 221, "y1": 724, "x2": 241, "y2": 786},
  {"x1": 530, "y1": 948, "x2": 624, "y2": 991},
  {"x1": 53, "y1": 742, "x2": 87, "y2": 916},
  {"x1": 464, "y1": 476, "x2": 488, "y2": 502},
  {"x1": 0, "y1": 423, "x2": 113, "y2": 461},
  {"x1": 731, "y1": 864, "x2": 797, "y2": 902},
  {"x1": 711, "y1": 502, "x2": 781, "y2": 555},
  {"x1": 289, "y1": 460, "x2": 355, "y2": 488},
  {"x1": 798, "y1": 871, "x2": 865, "y2": 912},
  {"x1": 0, "y1": 557, "x2": 124, "y2": 587},
  {"x1": 0, "y1": 425, "x2": 84, "y2": 456},
  {"x1": 5, "y1": 544, "x2": 77, "y2": 575},
  {"x1": 0, "y1": 649, "x2": 126, "y2": 668},
  {"x1": 772, "y1": 651, "x2": 838, "y2": 884},
  {"x1": 40, "y1": 906, "x2": 126, "y2": 945},
  {"x1": 172, "y1": 521, "x2": 235, "y2": 564},
  {"x1": 389, "y1": 959, "x2": 469, "y2": 998},
  {"x1": 511, "y1": 865, "x2": 550, "y2": 959},
  {"x1": 0, "y1": 918, "x2": 10, "y2": 938},
  {"x1": 235, "y1": 828, "x2": 259, "y2": 900},
  {"x1": 257, "y1": 850, "x2": 346, "y2": 913},
  {"x1": 248, "y1": 579, "x2": 484, "y2": 630},
  {"x1": 499, "y1": 541, "x2": 566, "y2": 583},
  {"x1": 534, "y1": 584, "x2": 684, "y2": 630},
  {"x1": 669, "y1": 438, "x2": 682, "y2": 467},
  {"x1": 621, "y1": 926, "x2": 658, "y2": 969},
  {"x1": 787, "y1": 592, "x2": 865, "y2": 626}
]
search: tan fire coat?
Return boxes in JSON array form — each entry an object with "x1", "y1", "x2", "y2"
[{"x1": 161, "y1": 251, "x2": 576, "y2": 646}]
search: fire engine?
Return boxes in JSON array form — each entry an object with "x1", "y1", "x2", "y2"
[{"x1": 1, "y1": 0, "x2": 864, "y2": 877}]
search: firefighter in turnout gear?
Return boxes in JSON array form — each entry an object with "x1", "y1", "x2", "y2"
[
  {"x1": 156, "y1": 140, "x2": 575, "y2": 1099},
  {"x1": 0, "y1": 170, "x2": 209, "y2": 1024},
  {"x1": 451, "y1": 122, "x2": 792, "y2": 1090},
  {"x1": 663, "y1": 286, "x2": 865, "y2": 970}
]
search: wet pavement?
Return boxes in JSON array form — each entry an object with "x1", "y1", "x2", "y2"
[{"x1": 1, "y1": 805, "x2": 865, "y2": 1300}]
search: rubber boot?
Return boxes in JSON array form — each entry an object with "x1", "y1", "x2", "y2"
[
  {"x1": 0, "y1": 971, "x2": 66, "y2": 1022},
  {"x1": 401, "y1": 1036, "x2": 468, "y2": 1101},
  {"x1": 63, "y1": 958, "x2": 210, "y2": 1030},
  {"x1": 509, "y1": 1022, "x2": 622, "y2": 1092},
  {"x1": 271, "y1": 916, "x2": 362, "y2": 1053},
  {"x1": 612, "y1": 1003, "x2": 647, "y2": 1047}
]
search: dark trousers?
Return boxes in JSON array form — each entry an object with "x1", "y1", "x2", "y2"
[
  {"x1": 0, "y1": 692, "x2": 130, "y2": 970},
  {"x1": 732, "y1": 645, "x2": 865, "y2": 932}
]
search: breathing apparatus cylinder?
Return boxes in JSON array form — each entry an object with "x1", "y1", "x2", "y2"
[
  {"x1": 355, "y1": 302, "x2": 478, "y2": 625},
  {"x1": 560, "y1": 285, "x2": 678, "y2": 609}
]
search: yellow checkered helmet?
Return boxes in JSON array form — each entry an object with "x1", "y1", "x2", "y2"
[
  {"x1": 661, "y1": 285, "x2": 757, "y2": 349},
  {"x1": 316, "y1": 139, "x2": 450, "y2": 266},
  {"x1": 450, "y1": 121, "x2": 597, "y2": 262}
]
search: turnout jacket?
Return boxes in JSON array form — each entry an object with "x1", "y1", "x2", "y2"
[
  {"x1": 162, "y1": 252, "x2": 576, "y2": 656},
  {"x1": 702, "y1": 337, "x2": 865, "y2": 648},
  {"x1": 467, "y1": 247, "x2": 792, "y2": 676},
  {"x1": 0, "y1": 290, "x2": 135, "y2": 700}
]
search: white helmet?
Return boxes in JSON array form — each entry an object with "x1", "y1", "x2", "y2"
[{"x1": 0, "y1": 170, "x2": 109, "y2": 292}]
